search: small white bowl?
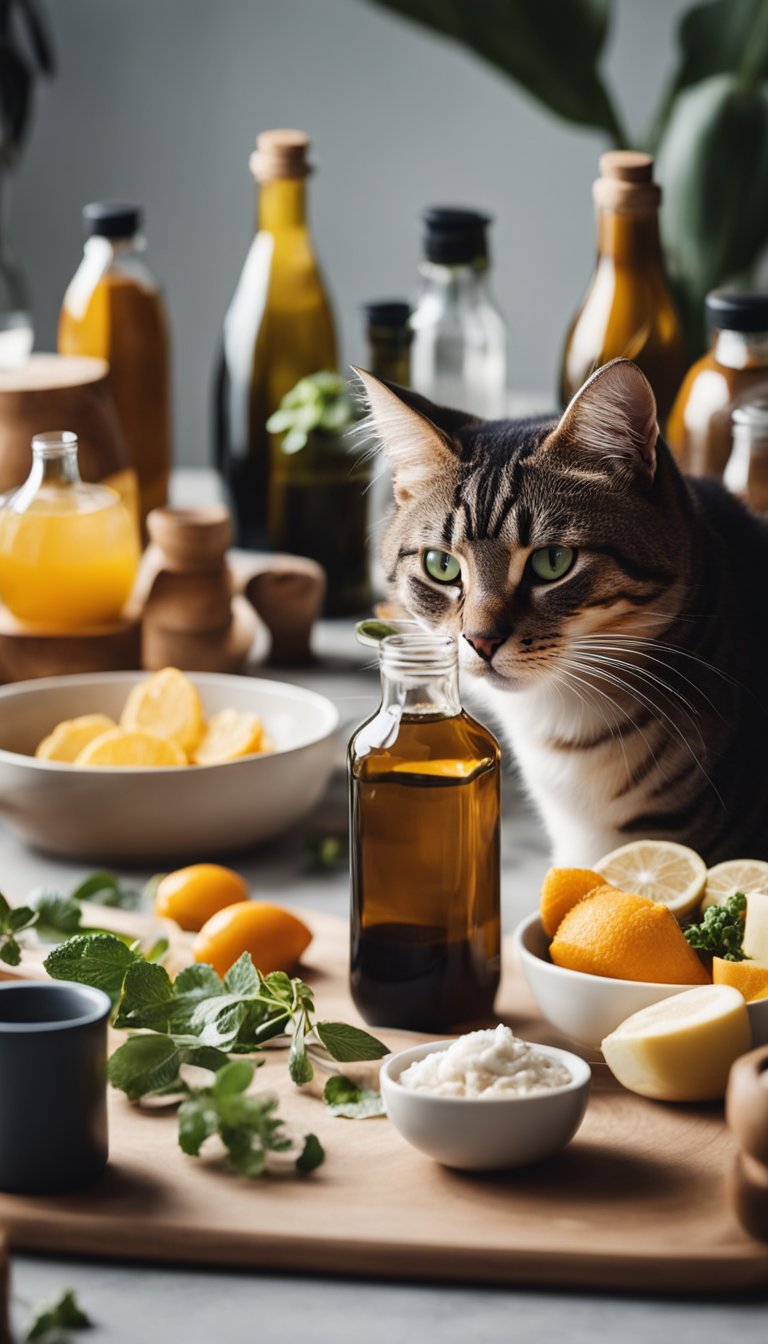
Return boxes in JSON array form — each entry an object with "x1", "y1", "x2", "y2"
[
  {"x1": 0, "y1": 671, "x2": 338, "y2": 862},
  {"x1": 514, "y1": 912, "x2": 698, "y2": 1050},
  {"x1": 380, "y1": 1038, "x2": 591, "y2": 1170}
]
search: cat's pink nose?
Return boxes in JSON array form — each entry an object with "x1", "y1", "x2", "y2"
[{"x1": 464, "y1": 634, "x2": 507, "y2": 662}]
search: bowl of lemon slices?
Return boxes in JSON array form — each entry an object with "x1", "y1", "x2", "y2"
[{"x1": 0, "y1": 668, "x2": 339, "y2": 862}]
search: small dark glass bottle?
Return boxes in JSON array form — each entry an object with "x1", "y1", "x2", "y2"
[
  {"x1": 349, "y1": 634, "x2": 501, "y2": 1031},
  {"x1": 363, "y1": 300, "x2": 412, "y2": 386}
]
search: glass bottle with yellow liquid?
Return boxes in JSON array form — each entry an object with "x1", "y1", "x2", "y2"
[
  {"x1": 0, "y1": 431, "x2": 140, "y2": 629},
  {"x1": 214, "y1": 129, "x2": 337, "y2": 548},
  {"x1": 560, "y1": 152, "x2": 687, "y2": 422},
  {"x1": 58, "y1": 203, "x2": 172, "y2": 531},
  {"x1": 349, "y1": 633, "x2": 501, "y2": 1031}
]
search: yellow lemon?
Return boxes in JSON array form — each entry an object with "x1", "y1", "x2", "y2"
[
  {"x1": 594, "y1": 839, "x2": 706, "y2": 918},
  {"x1": 193, "y1": 901, "x2": 312, "y2": 976},
  {"x1": 701, "y1": 858, "x2": 768, "y2": 912},
  {"x1": 121, "y1": 667, "x2": 204, "y2": 755},
  {"x1": 193, "y1": 709, "x2": 266, "y2": 765},
  {"x1": 77, "y1": 728, "x2": 186, "y2": 767},
  {"x1": 36, "y1": 714, "x2": 116, "y2": 762},
  {"x1": 154, "y1": 864, "x2": 249, "y2": 932}
]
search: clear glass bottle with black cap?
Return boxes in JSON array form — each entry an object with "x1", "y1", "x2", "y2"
[
  {"x1": 667, "y1": 292, "x2": 768, "y2": 480},
  {"x1": 723, "y1": 402, "x2": 768, "y2": 512},
  {"x1": 349, "y1": 632, "x2": 501, "y2": 1031},
  {"x1": 410, "y1": 208, "x2": 507, "y2": 418},
  {"x1": 58, "y1": 202, "x2": 171, "y2": 530}
]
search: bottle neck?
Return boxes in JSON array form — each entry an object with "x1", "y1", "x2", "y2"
[
  {"x1": 418, "y1": 259, "x2": 491, "y2": 301},
  {"x1": 596, "y1": 207, "x2": 663, "y2": 267},
  {"x1": 29, "y1": 435, "x2": 82, "y2": 489},
  {"x1": 713, "y1": 328, "x2": 768, "y2": 369},
  {"x1": 258, "y1": 178, "x2": 308, "y2": 231},
  {"x1": 379, "y1": 636, "x2": 462, "y2": 718},
  {"x1": 367, "y1": 335, "x2": 411, "y2": 385}
]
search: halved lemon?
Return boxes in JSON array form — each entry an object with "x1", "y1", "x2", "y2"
[
  {"x1": 594, "y1": 839, "x2": 706, "y2": 918},
  {"x1": 36, "y1": 713, "x2": 116, "y2": 763},
  {"x1": 121, "y1": 667, "x2": 204, "y2": 756},
  {"x1": 701, "y1": 858, "x2": 768, "y2": 912},
  {"x1": 193, "y1": 709, "x2": 265, "y2": 765},
  {"x1": 77, "y1": 728, "x2": 187, "y2": 767}
]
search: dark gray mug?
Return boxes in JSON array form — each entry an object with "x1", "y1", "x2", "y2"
[{"x1": 0, "y1": 980, "x2": 111, "y2": 1195}]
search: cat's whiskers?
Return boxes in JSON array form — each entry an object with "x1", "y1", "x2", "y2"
[
  {"x1": 553, "y1": 664, "x2": 637, "y2": 786},
  {"x1": 571, "y1": 639, "x2": 726, "y2": 718},
  {"x1": 565, "y1": 650, "x2": 707, "y2": 753},
  {"x1": 574, "y1": 632, "x2": 739, "y2": 687},
  {"x1": 563, "y1": 653, "x2": 723, "y2": 808},
  {"x1": 557, "y1": 658, "x2": 668, "y2": 789}
]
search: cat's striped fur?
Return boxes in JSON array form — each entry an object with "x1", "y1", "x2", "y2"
[{"x1": 357, "y1": 359, "x2": 768, "y2": 866}]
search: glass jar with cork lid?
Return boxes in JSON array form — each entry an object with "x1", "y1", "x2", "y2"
[{"x1": 560, "y1": 151, "x2": 687, "y2": 422}]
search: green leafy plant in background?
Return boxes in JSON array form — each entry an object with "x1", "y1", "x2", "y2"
[
  {"x1": 364, "y1": 0, "x2": 768, "y2": 355},
  {"x1": 266, "y1": 371, "x2": 358, "y2": 454}
]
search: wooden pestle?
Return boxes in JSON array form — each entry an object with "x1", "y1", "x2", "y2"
[{"x1": 726, "y1": 1044, "x2": 768, "y2": 1241}]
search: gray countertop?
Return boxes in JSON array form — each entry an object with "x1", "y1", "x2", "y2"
[{"x1": 5, "y1": 622, "x2": 768, "y2": 1341}]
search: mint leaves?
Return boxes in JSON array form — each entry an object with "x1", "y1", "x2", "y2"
[
  {"x1": 178, "y1": 1060, "x2": 324, "y2": 1178},
  {"x1": 685, "y1": 892, "x2": 748, "y2": 962},
  {"x1": 0, "y1": 891, "x2": 37, "y2": 966},
  {"x1": 323, "y1": 1074, "x2": 386, "y2": 1119},
  {"x1": 27, "y1": 1288, "x2": 91, "y2": 1340},
  {"x1": 44, "y1": 933, "x2": 141, "y2": 1002}
]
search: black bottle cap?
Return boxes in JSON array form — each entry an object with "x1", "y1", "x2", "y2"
[
  {"x1": 422, "y1": 207, "x2": 492, "y2": 265},
  {"x1": 83, "y1": 202, "x2": 143, "y2": 239},
  {"x1": 705, "y1": 290, "x2": 768, "y2": 333},
  {"x1": 362, "y1": 301, "x2": 413, "y2": 344}
]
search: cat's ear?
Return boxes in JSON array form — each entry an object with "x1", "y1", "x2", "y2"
[
  {"x1": 557, "y1": 359, "x2": 659, "y2": 484},
  {"x1": 352, "y1": 368, "x2": 464, "y2": 504}
]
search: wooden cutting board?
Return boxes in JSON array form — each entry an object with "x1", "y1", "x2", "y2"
[{"x1": 1, "y1": 910, "x2": 767, "y2": 1294}]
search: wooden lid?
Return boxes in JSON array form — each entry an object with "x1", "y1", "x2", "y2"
[
  {"x1": 594, "y1": 151, "x2": 660, "y2": 213},
  {"x1": 250, "y1": 129, "x2": 312, "y2": 182},
  {"x1": 0, "y1": 353, "x2": 109, "y2": 393}
]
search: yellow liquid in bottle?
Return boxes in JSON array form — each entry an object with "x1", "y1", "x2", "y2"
[{"x1": 0, "y1": 490, "x2": 140, "y2": 629}]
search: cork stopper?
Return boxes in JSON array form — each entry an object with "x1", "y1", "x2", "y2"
[
  {"x1": 249, "y1": 129, "x2": 312, "y2": 182},
  {"x1": 593, "y1": 150, "x2": 661, "y2": 214}
]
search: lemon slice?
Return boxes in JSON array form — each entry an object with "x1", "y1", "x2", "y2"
[
  {"x1": 594, "y1": 839, "x2": 706, "y2": 918},
  {"x1": 601, "y1": 984, "x2": 751, "y2": 1101},
  {"x1": 712, "y1": 957, "x2": 768, "y2": 1003},
  {"x1": 701, "y1": 858, "x2": 768, "y2": 912},
  {"x1": 77, "y1": 729, "x2": 187, "y2": 767},
  {"x1": 36, "y1": 714, "x2": 116, "y2": 763},
  {"x1": 121, "y1": 668, "x2": 204, "y2": 755},
  {"x1": 193, "y1": 709, "x2": 264, "y2": 765}
]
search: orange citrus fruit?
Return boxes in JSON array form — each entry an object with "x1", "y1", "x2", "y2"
[
  {"x1": 154, "y1": 863, "x2": 249, "y2": 932},
  {"x1": 121, "y1": 667, "x2": 204, "y2": 756},
  {"x1": 193, "y1": 901, "x2": 312, "y2": 977},
  {"x1": 192, "y1": 709, "x2": 265, "y2": 765},
  {"x1": 549, "y1": 886, "x2": 710, "y2": 984},
  {"x1": 712, "y1": 957, "x2": 768, "y2": 1002},
  {"x1": 540, "y1": 867, "x2": 606, "y2": 938},
  {"x1": 36, "y1": 714, "x2": 117, "y2": 762}
]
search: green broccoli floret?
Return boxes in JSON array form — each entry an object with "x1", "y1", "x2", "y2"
[{"x1": 684, "y1": 891, "x2": 748, "y2": 962}]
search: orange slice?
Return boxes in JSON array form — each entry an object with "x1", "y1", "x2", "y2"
[
  {"x1": 121, "y1": 667, "x2": 204, "y2": 755},
  {"x1": 540, "y1": 867, "x2": 606, "y2": 938},
  {"x1": 712, "y1": 957, "x2": 768, "y2": 1003},
  {"x1": 550, "y1": 886, "x2": 710, "y2": 984},
  {"x1": 77, "y1": 728, "x2": 186, "y2": 767},
  {"x1": 193, "y1": 709, "x2": 265, "y2": 765},
  {"x1": 36, "y1": 714, "x2": 116, "y2": 763}
]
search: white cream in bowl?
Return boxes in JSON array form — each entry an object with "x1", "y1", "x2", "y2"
[{"x1": 399, "y1": 1024, "x2": 572, "y2": 1098}]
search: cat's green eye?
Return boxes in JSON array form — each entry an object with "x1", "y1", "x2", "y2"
[
  {"x1": 530, "y1": 546, "x2": 575, "y2": 583},
  {"x1": 423, "y1": 549, "x2": 461, "y2": 584}
]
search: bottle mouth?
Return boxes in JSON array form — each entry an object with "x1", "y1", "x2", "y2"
[
  {"x1": 379, "y1": 632, "x2": 457, "y2": 674},
  {"x1": 32, "y1": 431, "x2": 78, "y2": 458}
]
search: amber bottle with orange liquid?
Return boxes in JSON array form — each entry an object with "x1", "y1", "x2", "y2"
[
  {"x1": 349, "y1": 634, "x2": 501, "y2": 1031},
  {"x1": 58, "y1": 203, "x2": 172, "y2": 530},
  {"x1": 560, "y1": 152, "x2": 687, "y2": 422}
]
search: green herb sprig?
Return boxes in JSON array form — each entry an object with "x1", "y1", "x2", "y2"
[
  {"x1": 0, "y1": 891, "x2": 37, "y2": 966},
  {"x1": 43, "y1": 935, "x2": 387, "y2": 1101},
  {"x1": 27, "y1": 1287, "x2": 91, "y2": 1341},
  {"x1": 266, "y1": 371, "x2": 357, "y2": 454},
  {"x1": 684, "y1": 891, "x2": 749, "y2": 962}
]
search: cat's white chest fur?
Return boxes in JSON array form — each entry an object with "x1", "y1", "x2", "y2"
[{"x1": 474, "y1": 678, "x2": 641, "y2": 866}]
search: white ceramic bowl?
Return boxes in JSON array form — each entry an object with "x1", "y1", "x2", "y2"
[
  {"x1": 380, "y1": 1038, "x2": 591, "y2": 1170},
  {"x1": 0, "y1": 671, "x2": 339, "y2": 863},
  {"x1": 514, "y1": 912, "x2": 700, "y2": 1050}
]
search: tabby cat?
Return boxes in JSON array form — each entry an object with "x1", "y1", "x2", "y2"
[{"x1": 356, "y1": 358, "x2": 768, "y2": 866}]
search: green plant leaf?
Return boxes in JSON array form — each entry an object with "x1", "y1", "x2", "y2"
[
  {"x1": 0, "y1": 937, "x2": 21, "y2": 966},
  {"x1": 213, "y1": 1059, "x2": 255, "y2": 1097},
  {"x1": 71, "y1": 871, "x2": 140, "y2": 910},
  {"x1": 174, "y1": 962, "x2": 223, "y2": 995},
  {"x1": 223, "y1": 952, "x2": 259, "y2": 997},
  {"x1": 113, "y1": 961, "x2": 174, "y2": 1030},
  {"x1": 289, "y1": 1026, "x2": 314, "y2": 1085},
  {"x1": 656, "y1": 72, "x2": 768, "y2": 353},
  {"x1": 29, "y1": 890, "x2": 82, "y2": 938},
  {"x1": 108, "y1": 1034, "x2": 182, "y2": 1101},
  {"x1": 365, "y1": 0, "x2": 626, "y2": 140},
  {"x1": 323, "y1": 1074, "x2": 387, "y2": 1119},
  {"x1": 44, "y1": 933, "x2": 140, "y2": 1003},
  {"x1": 7, "y1": 903, "x2": 38, "y2": 932},
  {"x1": 178, "y1": 1096, "x2": 218, "y2": 1156},
  {"x1": 27, "y1": 1287, "x2": 91, "y2": 1340},
  {"x1": 295, "y1": 1133, "x2": 325, "y2": 1173},
  {"x1": 315, "y1": 1021, "x2": 389, "y2": 1062}
]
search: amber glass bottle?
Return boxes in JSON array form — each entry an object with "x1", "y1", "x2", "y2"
[
  {"x1": 363, "y1": 300, "x2": 413, "y2": 386},
  {"x1": 560, "y1": 152, "x2": 686, "y2": 422},
  {"x1": 349, "y1": 634, "x2": 501, "y2": 1031},
  {"x1": 58, "y1": 203, "x2": 171, "y2": 531},
  {"x1": 667, "y1": 292, "x2": 768, "y2": 480},
  {"x1": 214, "y1": 130, "x2": 337, "y2": 548}
]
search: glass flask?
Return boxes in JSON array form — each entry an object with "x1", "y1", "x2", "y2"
[
  {"x1": 0, "y1": 431, "x2": 140, "y2": 629},
  {"x1": 349, "y1": 633, "x2": 501, "y2": 1031}
]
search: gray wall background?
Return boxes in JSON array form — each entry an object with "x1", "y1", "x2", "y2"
[{"x1": 13, "y1": 0, "x2": 691, "y2": 467}]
